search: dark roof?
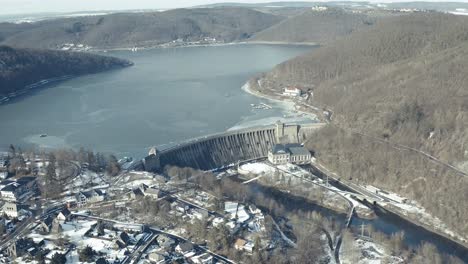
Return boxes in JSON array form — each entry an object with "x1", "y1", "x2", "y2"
[
  {"x1": 119, "y1": 232, "x2": 131, "y2": 244},
  {"x1": 289, "y1": 146, "x2": 311, "y2": 156},
  {"x1": 132, "y1": 188, "x2": 144, "y2": 196},
  {"x1": 42, "y1": 216, "x2": 54, "y2": 227},
  {"x1": 1, "y1": 184, "x2": 18, "y2": 192},
  {"x1": 178, "y1": 242, "x2": 194, "y2": 252},
  {"x1": 16, "y1": 176, "x2": 36, "y2": 183},
  {"x1": 0, "y1": 180, "x2": 15, "y2": 185},
  {"x1": 79, "y1": 189, "x2": 105, "y2": 198},
  {"x1": 58, "y1": 208, "x2": 71, "y2": 217},
  {"x1": 271, "y1": 144, "x2": 304, "y2": 155},
  {"x1": 94, "y1": 189, "x2": 105, "y2": 196}
]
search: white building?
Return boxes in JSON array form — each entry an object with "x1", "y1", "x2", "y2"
[
  {"x1": 268, "y1": 144, "x2": 312, "y2": 165},
  {"x1": 283, "y1": 87, "x2": 302, "y2": 97},
  {"x1": 75, "y1": 189, "x2": 105, "y2": 207},
  {"x1": 3, "y1": 202, "x2": 19, "y2": 218}
]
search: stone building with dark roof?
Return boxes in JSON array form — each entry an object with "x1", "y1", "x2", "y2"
[{"x1": 268, "y1": 143, "x2": 312, "y2": 165}]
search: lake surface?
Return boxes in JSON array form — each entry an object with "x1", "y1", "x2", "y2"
[{"x1": 0, "y1": 44, "x2": 314, "y2": 158}]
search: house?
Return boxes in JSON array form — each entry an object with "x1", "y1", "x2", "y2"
[
  {"x1": 283, "y1": 86, "x2": 302, "y2": 97},
  {"x1": 234, "y1": 238, "x2": 247, "y2": 251},
  {"x1": 129, "y1": 187, "x2": 145, "y2": 199},
  {"x1": 0, "y1": 183, "x2": 23, "y2": 202},
  {"x1": 114, "y1": 231, "x2": 132, "y2": 249},
  {"x1": 244, "y1": 241, "x2": 254, "y2": 253},
  {"x1": 175, "y1": 242, "x2": 194, "y2": 255},
  {"x1": 191, "y1": 253, "x2": 213, "y2": 264},
  {"x1": 191, "y1": 209, "x2": 209, "y2": 220},
  {"x1": 234, "y1": 238, "x2": 254, "y2": 252},
  {"x1": 3, "y1": 202, "x2": 19, "y2": 218},
  {"x1": 39, "y1": 215, "x2": 63, "y2": 234},
  {"x1": 7, "y1": 238, "x2": 36, "y2": 258},
  {"x1": 39, "y1": 216, "x2": 54, "y2": 233},
  {"x1": 268, "y1": 144, "x2": 312, "y2": 165},
  {"x1": 144, "y1": 188, "x2": 161, "y2": 199},
  {"x1": 156, "y1": 235, "x2": 175, "y2": 249},
  {"x1": 148, "y1": 252, "x2": 166, "y2": 263},
  {"x1": 76, "y1": 189, "x2": 106, "y2": 207},
  {"x1": 55, "y1": 208, "x2": 71, "y2": 222}
]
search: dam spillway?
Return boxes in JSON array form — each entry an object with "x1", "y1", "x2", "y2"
[{"x1": 144, "y1": 122, "x2": 324, "y2": 172}]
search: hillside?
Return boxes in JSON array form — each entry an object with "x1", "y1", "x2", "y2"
[
  {"x1": 253, "y1": 12, "x2": 468, "y2": 238},
  {"x1": 251, "y1": 8, "x2": 376, "y2": 44},
  {"x1": 0, "y1": 7, "x2": 283, "y2": 49},
  {"x1": 0, "y1": 46, "x2": 132, "y2": 96}
]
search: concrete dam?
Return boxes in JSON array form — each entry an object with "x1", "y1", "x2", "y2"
[{"x1": 144, "y1": 122, "x2": 324, "y2": 172}]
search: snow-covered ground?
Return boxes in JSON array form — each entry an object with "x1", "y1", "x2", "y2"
[
  {"x1": 239, "y1": 163, "x2": 276, "y2": 175},
  {"x1": 340, "y1": 237, "x2": 405, "y2": 264}
]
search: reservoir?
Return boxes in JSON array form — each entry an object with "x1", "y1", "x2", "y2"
[{"x1": 0, "y1": 44, "x2": 314, "y2": 157}]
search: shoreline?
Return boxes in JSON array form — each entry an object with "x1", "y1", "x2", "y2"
[
  {"x1": 0, "y1": 75, "x2": 74, "y2": 106},
  {"x1": 90, "y1": 40, "x2": 319, "y2": 53},
  {"x1": 241, "y1": 80, "x2": 322, "y2": 122}
]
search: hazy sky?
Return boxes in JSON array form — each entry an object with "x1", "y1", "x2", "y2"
[{"x1": 0, "y1": 0, "x2": 467, "y2": 15}]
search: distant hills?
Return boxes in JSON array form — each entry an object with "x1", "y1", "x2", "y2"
[
  {"x1": 251, "y1": 8, "x2": 376, "y2": 44},
  {"x1": 0, "y1": 6, "x2": 395, "y2": 50},
  {"x1": 0, "y1": 7, "x2": 282, "y2": 50},
  {"x1": 0, "y1": 46, "x2": 131, "y2": 96},
  {"x1": 259, "y1": 12, "x2": 468, "y2": 159}
]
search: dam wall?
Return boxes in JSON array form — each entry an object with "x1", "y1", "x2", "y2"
[{"x1": 144, "y1": 122, "x2": 325, "y2": 172}]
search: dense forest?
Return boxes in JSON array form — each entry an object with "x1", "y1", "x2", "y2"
[
  {"x1": 0, "y1": 7, "x2": 282, "y2": 49},
  {"x1": 0, "y1": 46, "x2": 132, "y2": 96},
  {"x1": 255, "y1": 12, "x2": 468, "y2": 239}
]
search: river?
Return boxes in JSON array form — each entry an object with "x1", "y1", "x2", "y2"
[{"x1": 0, "y1": 44, "x2": 315, "y2": 158}]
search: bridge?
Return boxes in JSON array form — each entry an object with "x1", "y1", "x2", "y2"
[{"x1": 144, "y1": 122, "x2": 324, "y2": 172}]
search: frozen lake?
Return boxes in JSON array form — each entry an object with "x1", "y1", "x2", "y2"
[{"x1": 0, "y1": 44, "x2": 314, "y2": 158}]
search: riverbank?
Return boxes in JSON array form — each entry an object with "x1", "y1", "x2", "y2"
[{"x1": 0, "y1": 75, "x2": 73, "y2": 105}]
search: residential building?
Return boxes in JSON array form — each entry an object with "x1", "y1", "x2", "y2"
[
  {"x1": 3, "y1": 202, "x2": 19, "y2": 218},
  {"x1": 76, "y1": 189, "x2": 106, "y2": 207},
  {"x1": 283, "y1": 86, "x2": 302, "y2": 97},
  {"x1": 144, "y1": 188, "x2": 161, "y2": 199},
  {"x1": 268, "y1": 144, "x2": 312, "y2": 165},
  {"x1": 175, "y1": 242, "x2": 194, "y2": 255},
  {"x1": 234, "y1": 238, "x2": 247, "y2": 251},
  {"x1": 0, "y1": 171, "x2": 7, "y2": 180},
  {"x1": 156, "y1": 235, "x2": 175, "y2": 249},
  {"x1": 114, "y1": 231, "x2": 132, "y2": 249},
  {"x1": 7, "y1": 238, "x2": 36, "y2": 258},
  {"x1": 56, "y1": 208, "x2": 71, "y2": 222},
  {"x1": 191, "y1": 253, "x2": 213, "y2": 264},
  {"x1": 148, "y1": 252, "x2": 166, "y2": 263},
  {"x1": 1, "y1": 183, "x2": 22, "y2": 202}
]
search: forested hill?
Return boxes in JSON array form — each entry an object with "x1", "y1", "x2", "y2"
[
  {"x1": 0, "y1": 7, "x2": 283, "y2": 49},
  {"x1": 250, "y1": 8, "x2": 376, "y2": 44},
  {"x1": 0, "y1": 46, "x2": 132, "y2": 96},
  {"x1": 260, "y1": 12, "x2": 468, "y2": 159},
  {"x1": 254, "y1": 12, "x2": 468, "y2": 238}
]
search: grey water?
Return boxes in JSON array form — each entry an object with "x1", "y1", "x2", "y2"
[{"x1": 0, "y1": 44, "x2": 314, "y2": 158}]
